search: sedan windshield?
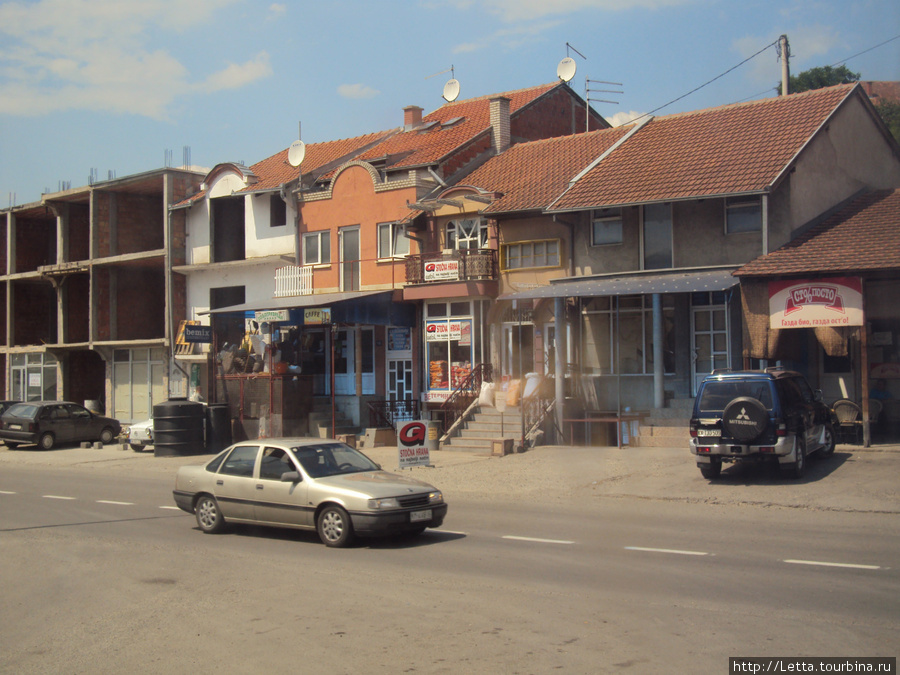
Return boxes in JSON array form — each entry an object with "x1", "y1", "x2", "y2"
[{"x1": 290, "y1": 443, "x2": 379, "y2": 478}]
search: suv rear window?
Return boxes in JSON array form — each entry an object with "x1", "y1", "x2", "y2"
[
  {"x1": 697, "y1": 381, "x2": 773, "y2": 412},
  {"x1": 5, "y1": 403, "x2": 40, "y2": 419}
]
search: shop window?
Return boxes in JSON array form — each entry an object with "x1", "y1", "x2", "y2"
[
  {"x1": 501, "y1": 240, "x2": 560, "y2": 270},
  {"x1": 378, "y1": 222, "x2": 409, "y2": 258},
  {"x1": 10, "y1": 352, "x2": 58, "y2": 401},
  {"x1": 725, "y1": 196, "x2": 762, "y2": 234},
  {"x1": 303, "y1": 232, "x2": 330, "y2": 265},
  {"x1": 591, "y1": 208, "x2": 623, "y2": 246}
]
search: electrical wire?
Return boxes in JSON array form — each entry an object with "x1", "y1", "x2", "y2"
[{"x1": 829, "y1": 33, "x2": 900, "y2": 68}]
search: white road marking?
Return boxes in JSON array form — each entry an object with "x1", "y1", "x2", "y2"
[
  {"x1": 626, "y1": 546, "x2": 710, "y2": 556},
  {"x1": 96, "y1": 500, "x2": 133, "y2": 506},
  {"x1": 159, "y1": 506, "x2": 181, "y2": 510},
  {"x1": 43, "y1": 495, "x2": 76, "y2": 500},
  {"x1": 437, "y1": 529, "x2": 467, "y2": 535},
  {"x1": 783, "y1": 559, "x2": 881, "y2": 570},
  {"x1": 503, "y1": 535, "x2": 575, "y2": 545},
  {"x1": 0, "y1": 490, "x2": 16, "y2": 494}
]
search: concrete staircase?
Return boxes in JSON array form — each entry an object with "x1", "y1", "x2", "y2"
[
  {"x1": 632, "y1": 397, "x2": 694, "y2": 448},
  {"x1": 441, "y1": 405, "x2": 523, "y2": 453}
]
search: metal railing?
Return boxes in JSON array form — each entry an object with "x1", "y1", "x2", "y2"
[
  {"x1": 436, "y1": 362, "x2": 493, "y2": 435},
  {"x1": 405, "y1": 248, "x2": 498, "y2": 285},
  {"x1": 367, "y1": 399, "x2": 420, "y2": 431}
]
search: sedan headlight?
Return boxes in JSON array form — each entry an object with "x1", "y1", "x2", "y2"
[
  {"x1": 367, "y1": 497, "x2": 401, "y2": 510},
  {"x1": 428, "y1": 491, "x2": 443, "y2": 505}
]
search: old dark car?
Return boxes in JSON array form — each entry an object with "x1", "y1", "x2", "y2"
[
  {"x1": 173, "y1": 438, "x2": 447, "y2": 547},
  {"x1": 0, "y1": 401, "x2": 121, "y2": 450}
]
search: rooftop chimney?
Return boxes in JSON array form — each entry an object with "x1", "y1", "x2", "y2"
[
  {"x1": 490, "y1": 96, "x2": 511, "y2": 154},
  {"x1": 404, "y1": 105, "x2": 423, "y2": 131}
]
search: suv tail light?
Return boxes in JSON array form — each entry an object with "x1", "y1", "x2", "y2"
[{"x1": 775, "y1": 420, "x2": 786, "y2": 437}]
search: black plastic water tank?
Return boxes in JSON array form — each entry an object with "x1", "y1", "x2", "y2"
[
  {"x1": 206, "y1": 403, "x2": 233, "y2": 455},
  {"x1": 153, "y1": 399, "x2": 205, "y2": 456}
]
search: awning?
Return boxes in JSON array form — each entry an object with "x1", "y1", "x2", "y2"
[
  {"x1": 499, "y1": 266, "x2": 740, "y2": 300},
  {"x1": 203, "y1": 290, "x2": 415, "y2": 327}
]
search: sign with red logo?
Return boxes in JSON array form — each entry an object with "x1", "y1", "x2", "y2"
[
  {"x1": 424, "y1": 260, "x2": 459, "y2": 281},
  {"x1": 768, "y1": 277, "x2": 863, "y2": 329},
  {"x1": 397, "y1": 421, "x2": 432, "y2": 467}
]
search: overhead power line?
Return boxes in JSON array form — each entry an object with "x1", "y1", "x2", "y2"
[{"x1": 830, "y1": 33, "x2": 900, "y2": 68}]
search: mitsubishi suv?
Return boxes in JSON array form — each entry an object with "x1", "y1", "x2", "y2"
[{"x1": 689, "y1": 368, "x2": 835, "y2": 480}]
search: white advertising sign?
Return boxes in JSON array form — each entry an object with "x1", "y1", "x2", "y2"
[
  {"x1": 768, "y1": 277, "x2": 863, "y2": 329},
  {"x1": 397, "y1": 420, "x2": 432, "y2": 467},
  {"x1": 424, "y1": 260, "x2": 459, "y2": 281}
]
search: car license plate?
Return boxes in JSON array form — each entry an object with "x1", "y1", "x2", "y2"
[
  {"x1": 410, "y1": 509, "x2": 431, "y2": 523},
  {"x1": 697, "y1": 428, "x2": 720, "y2": 437},
  {"x1": 9, "y1": 424, "x2": 21, "y2": 430}
]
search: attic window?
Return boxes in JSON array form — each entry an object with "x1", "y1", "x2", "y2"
[
  {"x1": 441, "y1": 117, "x2": 465, "y2": 128},
  {"x1": 417, "y1": 121, "x2": 440, "y2": 132}
]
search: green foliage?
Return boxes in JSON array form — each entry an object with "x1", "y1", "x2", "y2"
[
  {"x1": 874, "y1": 99, "x2": 900, "y2": 143},
  {"x1": 776, "y1": 65, "x2": 860, "y2": 95}
]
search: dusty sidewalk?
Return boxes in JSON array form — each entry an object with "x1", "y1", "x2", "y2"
[{"x1": 1, "y1": 439, "x2": 898, "y2": 514}]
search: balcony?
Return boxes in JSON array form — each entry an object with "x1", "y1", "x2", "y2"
[
  {"x1": 405, "y1": 249, "x2": 497, "y2": 285},
  {"x1": 274, "y1": 265, "x2": 313, "y2": 297}
]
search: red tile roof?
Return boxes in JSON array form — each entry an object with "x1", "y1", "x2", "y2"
[
  {"x1": 240, "y1": 130, "x2": 395, "y2": 193},
  {"x1": 353, "y1": 82, "x2": 560, "y2": 170},
  {"x1": 459, "y1": 126, "x2": 632, "y2": 214},
  {"x1": 735, "y1": 189, "x2": 900, "y2": 276},
  {"x1": 550, "y1": 84, "x2": 858, "y2": 211}
]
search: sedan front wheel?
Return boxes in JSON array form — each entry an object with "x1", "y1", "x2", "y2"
[{"x1": 317, "y1": 505, "x2": 354, "y2": 548}]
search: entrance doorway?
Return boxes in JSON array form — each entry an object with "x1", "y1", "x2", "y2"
[{"x1": 691, "y1": 293, "x2": 729, "y2": 395}]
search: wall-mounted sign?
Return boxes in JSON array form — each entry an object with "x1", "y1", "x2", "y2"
[
  {"x1": 255, "y1": 310, "x2": 290, "y2": 322},
  {"x1": 424, "y1": 260, "x2": 459, "y2": 282},
  {"x1": 768, "y1": 277, "x2": 863, "y2": 329},
  {"x1": 183, "y1": 324, "x2": 213, "y2": 343},
  {"x1": 304, "y1": 308, "x2": 331, "y2": 325},
  {"x1": 425, "y1": 320, "x2": 466, "y2": 342}
]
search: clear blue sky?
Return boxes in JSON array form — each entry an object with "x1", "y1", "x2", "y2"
[{"x1": 2, "y1": 0, "x2": 898, "y2": 206}]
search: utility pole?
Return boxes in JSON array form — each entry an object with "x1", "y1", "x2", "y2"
[{"x1": 778, "y1": 34, "x2": 791, "y2": 96}]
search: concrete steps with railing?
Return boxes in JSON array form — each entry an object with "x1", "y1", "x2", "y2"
[{"x1": 441, "y1": 405, "x2": 523, "y2": 452}]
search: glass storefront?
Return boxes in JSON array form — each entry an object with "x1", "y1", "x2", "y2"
[
  {"x1": 10, "y1": 353, "x2": 58, "y2": 401},
  {"x1": 424, "y1": 300, "x2": 485, "y2": 402}
]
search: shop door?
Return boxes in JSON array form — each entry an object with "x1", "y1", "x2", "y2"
[
  {"x1": 502, "y1": 324, "x2": 534, "y2": 378},
  {"x1": 692, "y1": 302, "x2": 729, "y2": 395},
  {"x1": 333, "y1": 329, "x2": 355, "y2": 395}
]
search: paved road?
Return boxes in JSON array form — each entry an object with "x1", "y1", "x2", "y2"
[{"x1": 1, "y1": 442, "x2": 897, "y2": 674}]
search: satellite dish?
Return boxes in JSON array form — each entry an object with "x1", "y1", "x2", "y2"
[
  {"x1": 557, "y1": 57, "x2": 577, "y2": 83},
  {"x1": 442, "y1": 78, "x2": 460, "y2": 102},
  {"x1": 287, "y1": 140, "x2": 306, "y2": 167}
]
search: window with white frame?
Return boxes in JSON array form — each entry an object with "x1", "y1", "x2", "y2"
[
  {"x1": 501, "y1": 240, "x2": 560, "y2": 270},
  {"x1": 302, "y1": 231, "x2": 330, "y2": 265},
  {"x1": 725, "y1": 196, "x2": 762, "y2": 234},
  {"x1": 581, "y1": 295, "x2": 675, "y2": 375},
  {"x1": 378, "y1": 222, "x2": 409, "y2": 258},
  {"x1": 591, "y1": 208, "x2": 623, "y2": 246},
  {"x1": 447, "y1": 218, "x2": 488, "y2": 250}
]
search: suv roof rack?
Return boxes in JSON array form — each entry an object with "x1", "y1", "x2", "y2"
[{"x1": 764, "y1": 366, "x2": 787, "y2": 373}]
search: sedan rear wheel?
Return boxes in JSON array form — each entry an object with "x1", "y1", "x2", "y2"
[
  {"x1": 39, "y1": 432, "x2": 55, "y2": 451},
  {"x1": 195, "y1": 494, "x2": 225, "y2": 534},
  {"x1": 317, "y1": 505, "x2": 354, "y2": 548}
]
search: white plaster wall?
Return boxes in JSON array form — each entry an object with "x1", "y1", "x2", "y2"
[
  {"x1": 244, "y1": 192, "x2": 296, "y2": 259},
  {"x1": 185, "y1": 199, "x2": 211, "y2": 264}
]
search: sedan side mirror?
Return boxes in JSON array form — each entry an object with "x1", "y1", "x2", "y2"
[
  {"x1": 280, "y1": 471, "x2": 302, "y2": 483},
  {"x1": 814, "y1": 389, "x2": 823, "y2": 402}
]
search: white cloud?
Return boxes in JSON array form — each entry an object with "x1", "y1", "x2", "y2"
[
  {"x1": 338, "y1": 83, "x2": 380, "y2": 99},
  {"x1": 453, "y1": 20, "x2": 562, "y2": 54},
  {"x1": 733, "y1": 25, "x2": 842, "y2": 88},
  {"x1": 433, "y1": 0, "x2": 694, "y2": 22},
  {"x1": 607, "y1": 110, "x2": 645, "y2": 127},
  {"x1": 0, "y1": 0, "x2": 269, "y2": 119}
]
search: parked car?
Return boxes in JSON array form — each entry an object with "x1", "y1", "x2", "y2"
[
  {"x1": 0, "y1": 400, "x2": 21, "y2": 417},
  {"x1": 689, "y1": 368, "x2": 835, "y2": 480},
  {"x1": 173, "y1": 438, "x2": 447, "y2": 547},
  {"x1": 125, "y1": 419, "x2": 154, "y2": 452},
  {"x1": 0, "y1": 401, "x2": 121, "y2": 450}
]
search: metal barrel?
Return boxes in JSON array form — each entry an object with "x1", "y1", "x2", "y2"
[
  {"x1": 206, "y1": 403, "x2": 233, "y2": 455},
  {"x1": 152, "y1": 399, "x2": 205, "y2": 456}
]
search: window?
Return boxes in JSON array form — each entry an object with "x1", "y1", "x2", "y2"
[
  {"x1": 501, "y1": 240, "x2": 560, "y2": 270},
  {"x1": 10, "y1": 352, "x2": 57, "y2": 401},
  {"x1": 725, "y1": 196, "x2": 762, "y2": 234},
  {"x1": 447, "y1": 218, "x2": 487, "y2": 250},
  {"x1": 303, "y1": 232, "x2": 330, "y2": 265},
  {"x1": 220, "y1": 445, "x2": 259, "y2": 478},
  {"x1": 259, "y1": 447, "x2": 294, "y2": 481},
  {"x1": 270, "y1": 194, "x2": 287, "y2": 228},
  {"x1": 378, "y1": 222, "x2": 409, "y2": 258},
  {"x1": 642, "y1": 203, "x2": 673, "y2": 269},
  {"x1": 592, "y1": 208, "x2": 623, "y2": 246},
  {"x1": 113, "y1": 348, "x2": 166, "y2": 422}
]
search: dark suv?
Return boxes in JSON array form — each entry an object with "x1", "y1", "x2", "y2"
[{"x1": 689, "y1": 369, "x2": 835, "y2": 480}]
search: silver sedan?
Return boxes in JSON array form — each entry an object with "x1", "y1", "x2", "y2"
[{"x1": 173, "y1": 438, "x2": 447, "y2": 547}]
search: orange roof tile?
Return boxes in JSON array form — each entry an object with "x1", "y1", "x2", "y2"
[
  {"x1": 550, "y1": 84, "x2": 857, "y2": 211},
  {"x1": 460, "y1": 126, "x2": 632, "y2": 214},
  {"x1": 354, "y1": 82, "x2": 560, "y2": 170},
  {"x1": 735, "y1": 189, "x2": 900, "y2": 276}
]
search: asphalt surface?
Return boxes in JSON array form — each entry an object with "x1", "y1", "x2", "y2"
[{"x1": 1, "y1": 438, "x2": 897, "y2": 514}]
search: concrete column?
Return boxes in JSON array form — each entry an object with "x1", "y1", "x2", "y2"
[
  {"x1": 554, "y1": 296, "x2": 567, "y2": 439},
  {"x1": 653, "y1": 293, "x2": 664, "y2": 409}
]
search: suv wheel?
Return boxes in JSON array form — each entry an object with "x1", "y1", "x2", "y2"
[
  {"x1": 722, "y1": 397, "x2": 768, "y2": 443},
  {"x1": 782, "y1": 436, "x2": 806, "y2": 479},
  {"x1": 699, "y1": 460, "x2": 721, "y2": 480},
  {"x1": 818, "y1": 425, "x2": 836, "y2": 458}
]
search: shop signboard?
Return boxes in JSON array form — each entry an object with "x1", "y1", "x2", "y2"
[
  {"x1": 183, "y1": 324, "x2": 213, "y2": 343},
  {"x1": 397, "y1": 420, "x2": 432, "y2": 467},
  {"x1": 768, "y1": 277, "x2": 863, "y2": 329},
  {"x1": 256, "y1": 310, "x2": 290, "y2": 322},
  {"x1": 424, "y1": 260, "x2": 459, "y2": 282},
  {"x1": 304, "y1": 308, "x2": 331, "y2": 325}
]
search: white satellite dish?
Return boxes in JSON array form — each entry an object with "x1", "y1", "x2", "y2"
[
  {"x1": 287, "y1": 140, "x2": 306, "y2": 167},
  {"x1": 557, "y1": 57, "x2": 577, "y2": 83},
  {"x1": 442, "y1": 78, "x2": 460, "y2": 102}
]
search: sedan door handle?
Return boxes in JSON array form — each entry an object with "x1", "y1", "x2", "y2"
[
  {"x1": 216, "y1": 480, "x2": 223, "y2": 486},
  {"x1": 256, "y1": 484, "x2": 264, "y2": 490}
]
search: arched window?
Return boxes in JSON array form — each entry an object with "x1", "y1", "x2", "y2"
[{"x1": 447, "y1": 218, "x2": 487, "y2": 250}]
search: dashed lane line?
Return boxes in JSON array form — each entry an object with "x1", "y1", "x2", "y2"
[
  {"x1": 43, "y1": 495, "x2": 77, "y2": 500},
  {"x1": 96, "y1": 500, "x2": 134, "y2": 506},
  {"x1": 783, "y1": 559, "x2": 882, "y2": 571},
  {"x1": 626, "y1": 546, "x2": 711, "y2": 556},
  {"x1": 503, "y1": 535, "x2": 575, "y2": 545}
]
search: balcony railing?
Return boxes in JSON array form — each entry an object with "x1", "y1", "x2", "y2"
[
  {"x1": 405, "y1": 248, "x2": 498, "y2": 285},
  {"x1": 274, "y1": 265, "x2": 313, "y2": 297}
]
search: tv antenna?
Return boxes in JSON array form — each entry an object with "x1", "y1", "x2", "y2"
[
  {"x1": 427, "y1": 65, "x2": 460, "y2": 102},
  {"x1": 557, "y1": 42, "x2": 586, "y2": 82},
  {"x1": 585, "y1": 78, "x2": 624, "y2": 131}
]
